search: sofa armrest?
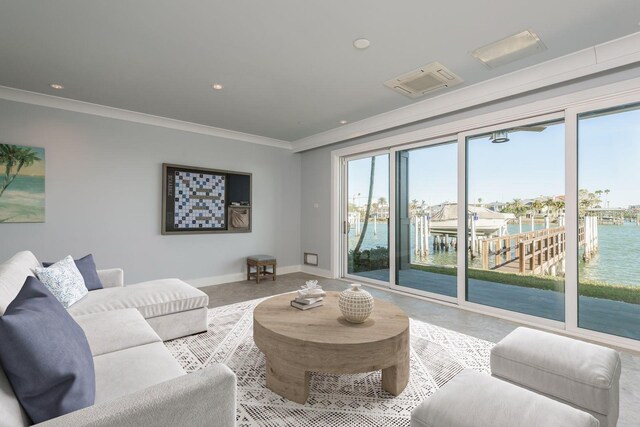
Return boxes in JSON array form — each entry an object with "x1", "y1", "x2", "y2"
[
  {"x1": 37, "y1": 364, "x2": 237, "y2": 427},
  {"x1": 97, "y1": 268, "x2": 124, "y2": 288}
]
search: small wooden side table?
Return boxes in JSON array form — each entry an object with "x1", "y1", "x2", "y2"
[{"x1": 247, "y1": 255, "x2": 276, "y2": 283}]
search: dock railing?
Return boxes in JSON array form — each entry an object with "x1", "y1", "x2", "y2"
[{"x1": 481, "y1": 225, "x2": 586, "y2": 274}]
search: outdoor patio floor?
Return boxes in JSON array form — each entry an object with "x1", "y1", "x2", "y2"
[{"x1": 354, "y1": 268, "x2": 640, "y2": 340}]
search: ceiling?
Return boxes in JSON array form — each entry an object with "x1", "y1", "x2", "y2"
[{"x1": 1, "y1": 1, "x2": 639, "y2": 143}]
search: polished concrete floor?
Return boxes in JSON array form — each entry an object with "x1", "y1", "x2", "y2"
[
  {"x1": 200, "y1": 272, "x2": 640, "y2": 426},
  {"x1": 358, "y1": 268, "x2": 640, "y2": 339}
]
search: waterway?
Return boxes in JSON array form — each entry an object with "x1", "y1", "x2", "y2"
[{"x1": 348, "y1": 221, "x2": 640, "y2": 286}]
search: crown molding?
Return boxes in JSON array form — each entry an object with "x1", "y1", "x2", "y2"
[
  {"x1": 0, "y1": 86, "x2": 293, "y2": 150},
  {"x1": 292, "y1": 31, "x2": 640, "y2": 153}
]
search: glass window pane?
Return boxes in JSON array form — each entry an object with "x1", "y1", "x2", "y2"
[
  {"x1": 346, "y1": 154, "x2": 390, "y2": 281},
  {"x1": 466, "y1": 120, "x2": 565, "y2": 321},
  {"x1": 578, "y1": 103, "x2": 640, "y2": 340},
  {"x1": 396, "y1": 142, "x2": 457, "y2": 297}
]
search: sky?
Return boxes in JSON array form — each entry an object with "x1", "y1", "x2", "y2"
[
  {"x1": 579, "y1": 107, "x2": 640, "y2": 208},
  {"x1": 347, "y1": 106, "x2": 640, "y2": 208},
  {"x1": 467, "y1": 122, "x2": 565, "y2": 204}
]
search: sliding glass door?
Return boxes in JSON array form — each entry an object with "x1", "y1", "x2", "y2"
[
  {"x1": 465, "y1": 119, "x2": 566, "y2": 321},
  {"x1": 577, "y1": 103, "x2": 640, "y2": 340},
  {"x1": 345, "y1": 154, "x2": 390, "y2": 282},
  {"x1": 395, "y1": 141, "x2": 458, "y2": 299},
  {"x1": 336, "y1": 91, "x2": 640, "y2": 349}
]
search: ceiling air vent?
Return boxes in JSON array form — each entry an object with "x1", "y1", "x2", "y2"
[{"x1": 384, "y1": 62, "x2": 463, "y2": 99}]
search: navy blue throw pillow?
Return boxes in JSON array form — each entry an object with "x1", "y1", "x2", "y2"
[
  {"x1": 0, "y1": 276, "x2": 96, "y2": 423},
  {"x1": 43, "y1": 254, "x2": 103, "y2": 291}
]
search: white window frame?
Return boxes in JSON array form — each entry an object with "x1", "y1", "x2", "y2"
[
  {"x1": 457, "y1": 112, "x2": 566, "y2": 331},
  {"x1": 330, "y1": 76, "x2": 640, "y2": 352},
  {"x1": 564, "y1": 92, "x2": 640, "y2": 351},
  {"x1": 388, "y1": 136, "x2": 459, "y2": 304},
  {"x1": 341, "y1": 150, "x2": 393, "y2": 287}
]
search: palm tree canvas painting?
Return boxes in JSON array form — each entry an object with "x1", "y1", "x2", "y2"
[{"x1": 0, "y1": 144, "x2": 45, "y2": 223}]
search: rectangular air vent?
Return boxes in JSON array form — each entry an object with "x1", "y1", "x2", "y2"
[{"x1": 384, "y1": 62, "x2": 463, "y2": 99}]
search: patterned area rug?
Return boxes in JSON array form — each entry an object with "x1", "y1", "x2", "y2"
[{"x1": 165, "y1": 297, "x2": 494, "y2": 426}]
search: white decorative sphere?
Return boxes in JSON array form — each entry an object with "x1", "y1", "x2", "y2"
[{"x1": 338, "y1": 284, "x2": 374, "y2": 323}]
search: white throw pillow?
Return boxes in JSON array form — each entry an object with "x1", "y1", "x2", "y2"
[{"x1": 35, "y1": 256, "x2": 88, "y2": 308}]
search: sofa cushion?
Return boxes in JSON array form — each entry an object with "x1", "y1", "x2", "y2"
[
  {"x1": 93, "y1": 342, "x2": 185, "y2": 404},
  {"x1": 411, "y1": 369, "x2": 598, "y2": 427},
  {"x1": 491, "y1": 327, "x2": 621, "y2": 416},
  {"x1": 68, "y1": 278, "x2": 209, "y2": 319},
  {"x1": 35, "y1": 255, "x2": 88, "y2": 308},
  {"x1": 0, "y1": 277, "x2": 95, "y2": 424},
  {"x1": 0, "y1": 250, "x2": 40, "y2": 315},
  {"x1": 74, "y1": 309, "x2": 162, "y2": 357},
  {"x1": 0, "y1": 369, "x2": 30, "y2": 427},
  {"x1": 44, "y1": 254, "x2": 104, "y2": 291}
]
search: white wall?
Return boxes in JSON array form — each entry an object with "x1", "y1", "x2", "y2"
[
  {"x1": 300, "y1": 66, "x2": 640, "y2": 273},
  {"x1": 0, "y1": 99, "x2": 301, "y2": 284}
]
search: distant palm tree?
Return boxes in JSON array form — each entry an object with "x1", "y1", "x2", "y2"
[
  {"x1": 578, "y1": 189, "x2": 601, "y2": 217},
  {"x1": 604, "y1": 189, "x2": 610, "y2": 208},
  {"x1": 503, "y1": 198, "x2": 527, "y2": 217},
  {"x1": 531, "y1": 199, "x2": 543, "y2": 215},
  {"x1": 354, "y1": 157, "x2": 375, "y2": 254},
  {"x1": 0, "y1": 144, "x2": 41, "y2": 198},
  {"x1": 543, "y1": 197, "x2": 555, "y2": 217},
  {"x1": 410, "y1": 199, "x2": 419, "y2": 216}
]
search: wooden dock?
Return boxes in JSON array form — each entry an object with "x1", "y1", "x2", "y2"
[{"x1": 481, "y1": 225, "x2": 587, "y2": 275}]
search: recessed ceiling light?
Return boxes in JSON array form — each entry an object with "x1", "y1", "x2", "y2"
[
  {"x1": 340, "y1": 120, "x2": 348, "y2": 125},
  {"x1": 471, "y1": 30, "x2": 546, "y2": 69},
  {"x1": 49, "y1": 83, "x2": 64, "y2": 90},
  {"x1": 353, "y1": 38, "x2": 370, "y2": 49},
  {"x1": 211, "y1": 83, "x2": 223, "y2": 90}
]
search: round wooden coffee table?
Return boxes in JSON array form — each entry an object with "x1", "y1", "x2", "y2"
[{"x1": 253, "y1": 291, "x2": 410, "y2": 404}]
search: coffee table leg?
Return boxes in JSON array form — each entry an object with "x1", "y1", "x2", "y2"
[
  {"x1": 265, "y1": 357, "x2": 310, "y2": 404},
  {"x1": 381, "y1": 351, "x2": 410, "y2": 395}
]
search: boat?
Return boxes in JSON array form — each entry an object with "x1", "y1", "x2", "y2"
[{"x1": 427, "y1": 203, "x2": 515, "y2": 236}]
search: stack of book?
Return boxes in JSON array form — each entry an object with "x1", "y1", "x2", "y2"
[
  {"x1": 290, "y1": 295, "x2": 324, "y2": 310},
  {"x1": 291, "y1": 281, "x2": 326, "y2": 310}
]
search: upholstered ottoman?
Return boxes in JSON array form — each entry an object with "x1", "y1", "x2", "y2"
[
  {"x1": 410, "y1": 369, "x2": 598, "y2": 427},
  {"x1": 491, "y1": 327, "x2": 621, "y2": 427}
]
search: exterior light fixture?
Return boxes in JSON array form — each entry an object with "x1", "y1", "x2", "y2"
[{"x1": 491, "y1": 131, "x2": 510, "y2": 143}]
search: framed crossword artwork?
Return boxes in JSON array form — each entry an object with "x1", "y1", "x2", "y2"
[{"x1": 162, "y1": 164, "x2": 252, "y2": 234}]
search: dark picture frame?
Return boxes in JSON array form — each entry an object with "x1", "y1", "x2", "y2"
[{"x1": 161, "y1": 163, "x2": 252, "y2": 235}]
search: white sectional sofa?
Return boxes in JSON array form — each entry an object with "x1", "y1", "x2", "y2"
[{"x1": 0, "y1": 251, "x2": 236, "y2": 427}]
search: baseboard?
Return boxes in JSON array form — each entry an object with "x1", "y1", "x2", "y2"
[
  {"x1": 186, "y1": 265, "x2": 303, "y2": 288},
  {"x1": 300, "y1": 265, "x2": 334, "y2": 278}
]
